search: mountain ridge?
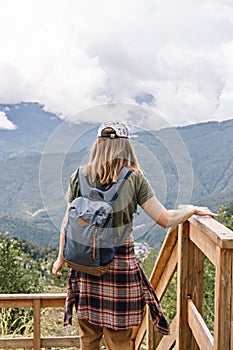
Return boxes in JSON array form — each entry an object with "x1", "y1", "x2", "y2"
[{"x1": 0, "y1": 102, "x2": 232, "y2": 249}]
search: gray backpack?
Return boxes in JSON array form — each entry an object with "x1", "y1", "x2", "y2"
[{"x1": 63, "y1": 167, "x2": 131, "y2": 276}]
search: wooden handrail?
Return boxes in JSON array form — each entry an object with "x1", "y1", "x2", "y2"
[
  {"x1": 0, "y1": 294, "x2": 80, "y2": 350},
  {"x1": 131, "y1": 215, "x2": 233, "y2": 350}
]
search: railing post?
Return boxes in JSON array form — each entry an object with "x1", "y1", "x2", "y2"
[
  {"x1": 187, "y1": 239, "x2": 205, "y2": 349},
  {"x1": 214, "y1": 246, "x2": 232, "y2": 350},
  {"x1": 130, "y1": 338, "x2": 135, "y2": 350},
  {"x1": 176, "y1": 221, "x2": 189, "y2": 349},
  {"x1": 33, "y1": 299, "x2": 41, "y2": 350},
  {"x1": 146, "y1": 306, "x2": 155, "y2": 349}
]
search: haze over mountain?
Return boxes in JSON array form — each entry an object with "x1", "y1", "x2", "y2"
[{"x1": 0, "y1": 102, "x2": 232, "y2": 249}]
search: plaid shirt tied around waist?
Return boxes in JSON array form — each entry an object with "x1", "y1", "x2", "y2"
[{"x1": 64, "y1": 243, "x2": 170, "y2": 335}]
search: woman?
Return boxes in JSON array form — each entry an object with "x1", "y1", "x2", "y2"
[{"x1": 52, "y1": 121, "x2": 216, "y2": 350}]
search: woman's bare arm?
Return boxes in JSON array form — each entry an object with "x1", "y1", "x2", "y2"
[
  {"x1": 141, "y1": 196, "x2": 216, "y2": 229},
  {"x1": 52, "y1": 203, "x2": 70, "y2": 276}
]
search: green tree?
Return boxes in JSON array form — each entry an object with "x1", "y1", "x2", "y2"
[
  {"x1": 217, "y1": 204, "x2": 233, "y2": 230},
  {"x1": 141, "y1": 246, "x2": 177, "y2": 323},
  {"x1": 0, "y1": 233, "x2": 42, "y2": 294},
  {"x1": 140, "y1": 248, "x2": 157, "y2": 278},
  {"x1": 202, "y1": 258, "x2": 215, "y2": 334},
  {"x1": 0, "y1": 233, "x2": 43, "y2": 335}
]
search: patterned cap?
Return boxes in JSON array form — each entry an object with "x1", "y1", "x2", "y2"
[{"x1": 97, "y1": 121, "x2": 130, "y2": 138}]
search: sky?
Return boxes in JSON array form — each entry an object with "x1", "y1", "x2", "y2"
[{"x1": 0, "y1": 0, "x2": 233, "y2": 129}]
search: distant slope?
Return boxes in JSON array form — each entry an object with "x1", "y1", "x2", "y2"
[
  {"x1": 132, "y1": 119, "x2": 233, "y2": 210},
  {"x1": 0, "y1": 103, "x2": 232, "y2": 249},
  {"x1": 0, "y1": 103, "x2": 61, "y2": 159},
  {"x1": 0, "y1": 102, "x2": 98, "y2": 159},
  {"x1": 0, "y1": 119, "x2": 233, "y2": 249},
  {"x1": 177, "y1": 119, "x2": 233, "y2": 207},
  {"x1": 0, "y1": 214, "x2": 58, "y2": 247},
  {"x1": 0, "y1": 150, "x2": 168, "y2": 249}
]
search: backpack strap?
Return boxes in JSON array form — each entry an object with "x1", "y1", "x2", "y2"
[
  {"x1": 78, "y1": 166, "x2": 132, "y2": 203},
  {"x1": 107, "y1": 167, "x2": 132, "y2": 203}
]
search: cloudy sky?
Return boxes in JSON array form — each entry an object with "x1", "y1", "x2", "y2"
[{"x1": 0, "y1": 0, "x2": 233, "y2": 129}]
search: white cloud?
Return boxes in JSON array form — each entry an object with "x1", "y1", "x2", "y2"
[
  {"x1": 0, "y1": 111, "x2": 17, "y2": 130},
  {"x1": 0, "y1": 0, "x2": 233, "y2": 127}
]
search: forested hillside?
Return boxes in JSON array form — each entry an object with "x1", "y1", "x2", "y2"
[
  {"x1": 0, "y1": 122, "x2": 233, "y2": 248},
  {"x1": 0, "y1": 103, "x2": 233, "y2": 249}
]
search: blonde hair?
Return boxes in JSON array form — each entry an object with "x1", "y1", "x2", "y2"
[{"x1": 83, "y1": 128, "x2": 142, "y2": 184}]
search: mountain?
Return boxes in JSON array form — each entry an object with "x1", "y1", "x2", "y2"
[
  {"x1": 177, "y1": 119, "x2": 233, "y2": 207},
  {"x1": 0, "y1": 102, "x2": 233, "y2": 249},
  {"x1": 0, "y1": 213, "x2": 58, "y2": 247},
  {"x1": 0, "y1": 103, "x2": 61, "y2": 159},
  {"x1": 0, "y1": 102, "x2": 98, "y2": 159},
  {"x1": 136, "y1": 119, "x2": 233, "y2": 209}
]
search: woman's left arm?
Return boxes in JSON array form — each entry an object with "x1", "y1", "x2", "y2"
[{"x1": 141, "y1": 196, "x2": 217, "y2": 229}]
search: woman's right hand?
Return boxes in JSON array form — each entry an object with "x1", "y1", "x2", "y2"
[
  {"x1": 194, "y1": 206, "x2": 217, "y2": 217},
  {"x1": 52, "y1": 257, "x2": 64, "y2": 277}
]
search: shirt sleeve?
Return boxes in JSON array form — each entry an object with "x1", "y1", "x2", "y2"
[
  {"x1": 65, "y1": 170, "x2": 79, "y2": 203},
  {"x1": 135, "y1": 172, "x2": 155, "y2": 206}
]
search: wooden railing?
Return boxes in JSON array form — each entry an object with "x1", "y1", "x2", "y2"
[
  {"x1": 0, "y1": 216, "x2": 233, "y2": 349},
  {"x1": 0, "y1": 294, "x2": 80, "y2": 349},
  {"x1": 131, "y1": 215, "x2": 233, "y2": 350}
]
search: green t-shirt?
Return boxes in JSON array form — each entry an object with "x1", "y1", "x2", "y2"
[{"x1": 65, "y1": 170, "x2": 155, "y2": 230}]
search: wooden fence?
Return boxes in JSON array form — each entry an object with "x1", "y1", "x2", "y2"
[
  {"x1": 131, "y1": 216, "x2": 233, "y2": 350},
  {"x1": 0, "y1": 294, "x2": 80, "y2": 349}
]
